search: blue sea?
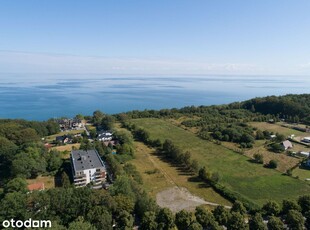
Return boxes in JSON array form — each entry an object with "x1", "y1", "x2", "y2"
[{"x1": 0, "y1": 74, "x2": 309, "y2": 121}]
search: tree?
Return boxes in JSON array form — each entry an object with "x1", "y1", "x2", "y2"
[
  {"x1": 270, "y1": 143, "x2": 283, "y2": 153},
  {"x1": 188, "y1": 222, "x2": 203, "y2": 230},
  {"x1": 61, "y1": 171, "x2": 71, "y2": 188},
  {"x1": 140, "y1": 211, "x2": 158, "y2": 230},
  {"x1": 86, "y1": 206, "x2": 113, "y2": 230},
  {"x1": 92, "y1": 110, "x2": 105, "y2": 126},
  {"x1": 4, "y1": 178, "x2": 28, "y2": 194},
  {"x1": 101, "y1": 115, "x2": 115, "y2": 130},
  {"x1": 0, "y1": 192, "x2": 27, "y2": 221},
  {"x1": 0, "y1": 137, "x2": 18, "y2": 163},
  {"x1": 195, "y1": 206, "x2": 220, "y2": 230},
  {"x1": 255, "y1": 130, "x2": 265, "y2": 140},
  {"x1": 267, "y1": 216, "x2": 284, "y2": 230},
  {"x1": 210, "y1": 172, "x2": 220, "y2": 183},
  {"x1": 305, "y1": 211, "x2": 310, "y2": 230},
  {"x1": 213, "y1": 205, "x2": 230, "y2": 226},
  {"x1": 248, "y1": 213, "x2": 266, "y2": 230},
  {"x1": 68, "y1": 217, "x2": 96, "y2": 230},
  {"x1": 285, "y1": 210, "x2": 304, "y2": 230},
  {"x1": 114, "y1": 194, "x2": 135, "y2": 213},
  {"x1": 227, "y1": 212, "x2": 248, "y2": 230},
  {"x1": 135, "y1": 192, "x2": 158, "y2": 218},
  {"x1": 253, "y1": 153, "x2": 264, "y2": 164},
  {"x1": 262, "y1": 201, "x2": 280, "y2": 216},
  {"x1": 190, "y1": 159, "x2": 199, "y2": 173},
  {"x1": 198, "y1": 166, "x2": 211, "y2": 182},
  {"x1": 231, "y1": 201, "x2": 247, "y2": 215},
  {"x1": 11, "y1": 152, "x2": 46, "y2": 178},
  {"x1": 116, "y1": 210, "x2": 134, "y2": 230},
  {"x1": 45, "y1": 150, "x2": 63, "y2": 172},
  {"x1": 157, "y1": 208, "x2": 175, "y2": 230},
  {"x1": 175, "y1": 210, "x2": 195, "y2": 230},
  {"x1": 298, "y1": 195, "x2": 310, "y2": 214},
  {"x1": 268, "y1": 160, "x2": 278, "y2": 169},
  {"x1": 282, "y1": 199, "x2": 301, "y2": 214}
]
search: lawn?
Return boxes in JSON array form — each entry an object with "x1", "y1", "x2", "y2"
[{"x1": 131, "y1": 118, "x2": 310, "y2": 206}]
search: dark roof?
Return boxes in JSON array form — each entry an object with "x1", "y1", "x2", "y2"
[{"x1": 71, "y1": 150, "x2": 105, "y2": 172}]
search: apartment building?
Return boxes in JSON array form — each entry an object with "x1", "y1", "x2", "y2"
[{"x1": 70, "y1": 149, "x2": 107, "y2": 188}]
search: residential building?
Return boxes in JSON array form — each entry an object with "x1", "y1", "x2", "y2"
[
  {"x1": 97, "y1": 130, "x2": 113, "y2": 141},
  {"x1": 58, "y1": 118, "x2": 84, "y2": 130},
  {"x1": 70, "y1": 149, "x2": 107, "y2": 188},
  {"x1": 282, "y1": 140, "x2": 293, "y2": 150}
]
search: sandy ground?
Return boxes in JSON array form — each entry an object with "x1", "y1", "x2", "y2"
[{"x1": 156, "y1": 186, "x2": 230, "y2": 213}]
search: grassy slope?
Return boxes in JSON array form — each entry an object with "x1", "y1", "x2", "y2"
[
  {"x1": 132, "y1": 141, "x2": 231, "y2": 206},
  {"x1": 131, "y1": 118, "x2": 310, "y2": 206}
]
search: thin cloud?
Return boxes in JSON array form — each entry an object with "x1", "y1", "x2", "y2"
[{"x1": 0, "y1": 50, "x2": 258, "y2": 75}]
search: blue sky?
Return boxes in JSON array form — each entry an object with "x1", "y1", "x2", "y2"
[{"x1": 1, "y1": 1, "x2": 310, "y2": 75}]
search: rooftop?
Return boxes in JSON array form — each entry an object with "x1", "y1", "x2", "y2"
[{"x1": 71, "y1": 149, "x2": 105, "y2": 172}]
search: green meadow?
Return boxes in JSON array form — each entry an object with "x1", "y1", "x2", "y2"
[{"x1": 131, "y1": 118, "x2": 310, "y2": 206}]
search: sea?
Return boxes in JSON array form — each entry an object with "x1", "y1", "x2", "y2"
[{"x1": 0, "y1": 74, "x2": 309, "y2": 121}]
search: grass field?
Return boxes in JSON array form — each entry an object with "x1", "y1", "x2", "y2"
[
  {"x1": 131, "y1": 141, "x2": 231, "y2": 206},
  {"x1": 131, "y1": 118, "x2": 310, "y2": 206},
  {"x1": 249, "y1": 122, "x2": 307, "y2": 137},
  {"x1": 293, "y1": 168, "x2": 310, "y2": 183},
  {"x1": 26, "y1": 175, "x2": 55, "y2": 189},
  {"x1": 53, "y1": 143, "x2": 81, "y2": 154}
]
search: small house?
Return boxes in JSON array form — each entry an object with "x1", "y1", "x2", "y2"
[
  {"x1": 282, "y1": 140, "x2": 293, "y2": 150},
  {"x1": 55, "y1": 135, "x2": 71, "y2": 144},
  {"x1": 97, "y1": 131, "x2": 113, "y2": 141}
]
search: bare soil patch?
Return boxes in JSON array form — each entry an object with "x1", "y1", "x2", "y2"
[{"x1": 156, "y1": 186, "x2": 229, "y2": 213}]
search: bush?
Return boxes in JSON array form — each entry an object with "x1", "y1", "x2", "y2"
[
  {"x1": 253, "y1": 153, "x2": 264, "y2": 164},
  {"x1": 268, "y1": 160, "x2": 278, "y2": 169}
]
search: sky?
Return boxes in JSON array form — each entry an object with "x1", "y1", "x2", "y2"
[{"x1": 1, "y1": 0, "x2": 310, "y2": 76}]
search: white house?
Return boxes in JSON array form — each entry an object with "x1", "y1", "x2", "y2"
[
  {"x1": 97, "y1": 131, "x2": 113, "y2": 141},
  {"x1": 282, "y1": 140, "x2": 293, "y2": 150}
]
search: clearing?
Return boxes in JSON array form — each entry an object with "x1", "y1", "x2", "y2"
[
  {"x1": 26, "y1": 175, "x2": 55, "y2": 189},
  {"x1": 131, "y1": 141, "x2": 230, "y2": 207},
  {"x1": 156, "y1": 186, "x2": 230, "y2": 213},
  {"x1": 131, "y1": 118, "x2": 310, "y2": 206}
]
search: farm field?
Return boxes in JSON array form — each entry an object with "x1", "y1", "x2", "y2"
[{"x1": 131, "y1": 118, "x2": 310, "y2": 206}]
